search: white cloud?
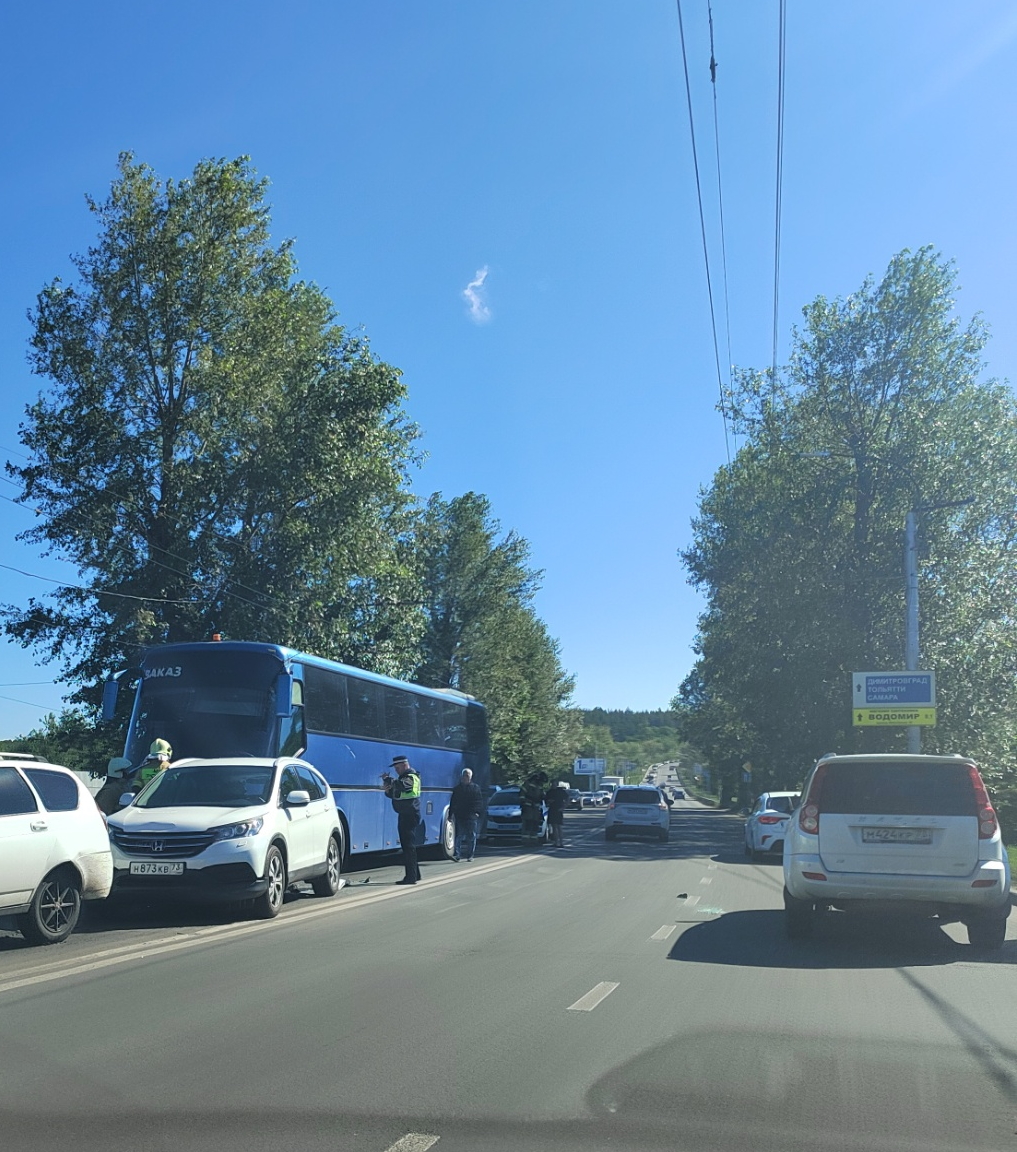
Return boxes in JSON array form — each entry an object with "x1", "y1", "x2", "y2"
[{"x1": 462, "y1": 266, "x2": 492, "y2": 324}]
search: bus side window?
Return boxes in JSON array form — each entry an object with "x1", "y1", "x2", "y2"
[
  {"x1": 417, "y1": 697, "x2": 442, "y2": 748},
  {"x1": 384, "y1": 686, "x2": 418, "y2": 744},
  {"x1": 442, "y1": 701, "x2": 467, "y2": 750},
  {"x1": 348, "y1": 680, "x2": 383, "y2": 739}
]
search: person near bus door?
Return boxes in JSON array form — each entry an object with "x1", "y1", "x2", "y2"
[
  {"x1": 520, "y1": 771, "x2": 548, "y2": 845},
  {"x1": 382, "y1": 755, "x2": 422, "y2": 885},
  {"x1": 450, "y1": 767, "x2": 485, "y2": 861}
]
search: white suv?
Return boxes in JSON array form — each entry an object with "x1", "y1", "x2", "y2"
[
  {"x1": 106, "y1": 757, "x2": 343, "y2": 918},
  {"x1": 784, "y1": 753, "x2": 1011, "y2": 948},
  {"x1": 0, "y1": 757, "x2": 113, "y2": 944},
  {"x1": 605, "y1": 786, "x2": 671, "y2": 843}
]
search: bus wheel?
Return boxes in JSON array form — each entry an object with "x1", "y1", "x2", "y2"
[{"x1": 441, "y1": 813, "x2": 457, "y2": 859}]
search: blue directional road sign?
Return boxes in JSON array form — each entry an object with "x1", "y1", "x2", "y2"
[{"x1": 852, "y1": 671, "x2": 936, "y2": 708}]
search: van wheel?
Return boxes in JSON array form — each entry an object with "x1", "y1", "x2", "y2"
[
  {"x1": 784, "y1": 887, "x2": 815, "y2": 940},
  {"x1": 967, "y1": 914, "x2": 1007, "y2": 950}
]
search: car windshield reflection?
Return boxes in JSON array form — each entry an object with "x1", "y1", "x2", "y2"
[{"x1": 133, "y1": 764, "x2": 275, "y2": 808}]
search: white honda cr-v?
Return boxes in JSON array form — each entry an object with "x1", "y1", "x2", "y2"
[
  {"x1": 784, "y1": 753, "x2": 1011, "y2": 948},
  {"x1": 107, "y1": 757, "x2": 343, "y2": 918}
]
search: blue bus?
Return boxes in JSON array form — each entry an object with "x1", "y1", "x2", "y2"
[{"x1": 102, "y1": 639, "x2": 490, "y2": 863}]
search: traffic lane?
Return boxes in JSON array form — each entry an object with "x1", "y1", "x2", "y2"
[
  {"x1": 0, "y1": 819, "x2": 585, "y2": 967},
  {"x1": 0, "y1": 809, "x2": 776, "y2": 1149},
  {"x1": 9, "y1": 804, "x2": 1016, "y2": 1150}
]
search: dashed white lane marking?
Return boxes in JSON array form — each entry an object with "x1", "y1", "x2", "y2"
[
  {"x1": 707, "y1": 862, "x2": 718, "y2": 870},
  {"x1": 685, "y1": 895, "x2": 701, "y2": 907},
  {"x1": 699, "y1": 876, "x2": 713, "y2": 885},
  {"x1": 383, "y1": 1135, "x2": 440, "y2": 1152},
  {"x1": 567, "y1": 981, "x2": 620, "y2": 1012},
  {"x1": 650, "y1": 924, "x2": 678, "y2": 941}
]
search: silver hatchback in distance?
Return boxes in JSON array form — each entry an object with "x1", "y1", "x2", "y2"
[{"x1": 783, "y1": 753, "x2": 1011, "y2": 948}]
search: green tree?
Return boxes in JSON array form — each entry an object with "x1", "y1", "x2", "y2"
[
  {"x1": 413, "y1": 492, "x2": 579, "y2": 782},
  {"x1": 677, "y1": 248, "x2": 1017, "y2": 809},
  {"x1": 5, "y1": 154, "x2": 421, "y2": 701},
  {"x1": 0, "y1": 710, "x2": 120, "y2": 772}
]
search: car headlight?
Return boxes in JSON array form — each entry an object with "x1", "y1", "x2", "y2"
[{"x1": 209, "y1": 816, "x2": 264, "y2": 841}]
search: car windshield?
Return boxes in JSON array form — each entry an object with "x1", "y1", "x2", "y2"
[
  {"x1": 818, "y1": 762, "x2": 977, "y2": 817},
  {"x1": 133, "y1": 764, "x2": 275, "y2": 809},
  {"x1": 489, "y1": 790, "x2": 520, "y2": 805},
  {"x1": 767, "y1": 795, "x2": 799, "y2": 815},
  {"x1": 615, "y1": 789, "x2": 659, "y2": 805}
]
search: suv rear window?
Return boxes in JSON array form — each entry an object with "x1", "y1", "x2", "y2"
[
  {"x1": 615, "y1": 788, "x2": 659, "y2": 805},
  {"x1": 819, "y1": 761, "x2": 977, "y2": 817}
]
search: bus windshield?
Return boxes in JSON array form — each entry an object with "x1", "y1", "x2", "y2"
[{"x1": 126, "y1": 650, "x2": 282, "y2": 764}]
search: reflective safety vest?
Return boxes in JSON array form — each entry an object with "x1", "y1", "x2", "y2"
[{"x1": 389, "y1": 770, "x2": 421, "y2": 815}]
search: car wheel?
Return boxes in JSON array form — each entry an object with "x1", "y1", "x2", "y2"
[
  {"x1": 783, "y1": 887, "x2": 815, "y2": 940},
  {"x1": 744, "y1": 838, "x2": 753, "y2": 857},
  {"x1": 311, "y1": 833, "x2": 343, "y2": 897},
  {"x1": 253, "y1": 845, "x2": 286, "y2": 919},
  {"x1": 18, "y1": 868, "x2": 82, "y2": 945},
  {"x1": 967, "y1": 914, "x2": 1007, "y2": 950}
]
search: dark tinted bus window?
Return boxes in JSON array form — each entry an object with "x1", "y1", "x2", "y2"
[
  {"x1": 821, "y1": 761, "x2": 976, "y2": 817},
  {"x1": 24, "y1": 769, "x2": 79, "y2": 812},
  {"x1": 348, "y1": 679, "x2": 384, "y2": 739},
  {"x1": 303, "y1": 665, "x2": 348, "y2": 735},
  {"x1": 384, "y1": 687, "x2": 418, "y2": 744},
  {"x1": 442, "y1": 701, "x2": 468, "y2": 750},
  {"x1": 0, "y1": 768, "x2": 39, "y2": 816},
  {"x1": 417, "y1": 696, "x2": 443, "y2": 747},
  {"x1": 466, "y1": 703, "x2": 488, "y2": 754}
]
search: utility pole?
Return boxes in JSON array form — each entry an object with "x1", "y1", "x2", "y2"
[{"x1": 903, "y1": 497, "x2": 974, "y2": 755}]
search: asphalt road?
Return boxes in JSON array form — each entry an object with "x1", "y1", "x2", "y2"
[{"x1": 2, "y1": 799, "x2": 1016, "y2": 1152}]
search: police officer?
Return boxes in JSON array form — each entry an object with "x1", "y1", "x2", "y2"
[{"x1": 382, "y1": 755, "x2": 423, "y2": 885}]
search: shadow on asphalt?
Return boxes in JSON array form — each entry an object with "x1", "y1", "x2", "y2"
[{"x1": 668, "y1": 907, "x2": 1017, "y2": 968}]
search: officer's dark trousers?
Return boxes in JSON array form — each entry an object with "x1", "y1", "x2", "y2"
[{"x1": 398, "y1": 812, "x2": 422, "y2": 882}]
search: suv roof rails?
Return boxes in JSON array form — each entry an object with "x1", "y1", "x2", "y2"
[{"x1": 0, "y1": 752, "x2": 51, "y2": 762}]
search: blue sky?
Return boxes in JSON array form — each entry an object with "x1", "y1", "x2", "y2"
[{"x1": 1, "y1": 0, "x2": 1016, "y2": 739}]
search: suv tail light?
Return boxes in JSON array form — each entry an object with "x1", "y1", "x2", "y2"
[
  {"x1": 758, "y1": 815, "x2": 783, "y2": 825},
  {"x1": 967, "y1": 765, "x2": 999, "y2": 840},
  {"x1": 799, "y1": 763, "x2": 828, "y2": 834}
]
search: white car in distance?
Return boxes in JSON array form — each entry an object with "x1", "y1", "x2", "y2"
[
  {"x1": 0, "y1": 756, "x2": 113, "y2": 944},
  {"x1": 107, "y1": 757, "x2": 344, "y2": 918}
]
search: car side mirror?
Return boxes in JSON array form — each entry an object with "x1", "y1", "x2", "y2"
[
  {"x1": 119, "y1": 792, "x2": 137, "y2": 806},
  {"x1": 284, "y1": 790, "x2": 310, "y2": 807},
  {"x1": 108, "y1": 757, "x2": 132, "y2": 777}
]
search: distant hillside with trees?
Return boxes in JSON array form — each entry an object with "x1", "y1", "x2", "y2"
[{"x1": 575, "y1": 709, "x2": 697, "y2": 780}]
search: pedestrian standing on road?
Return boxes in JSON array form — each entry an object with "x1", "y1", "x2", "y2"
[
  {"x1": 520, "y1": 771, "x2": 548, "y2": 845},
  {"x1": 382, "y1": 755, "x2": 423, "y2": 885},
  {"x1": 450, "y1": 768, "x2": 485, "y2": 861},
  {"x1": 544, "y1": 780, "x2": 567, "y2": 848}
]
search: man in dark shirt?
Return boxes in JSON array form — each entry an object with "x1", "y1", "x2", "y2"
[{"x1": 449, "y1": 768, "x2": 485, "y2": 861}]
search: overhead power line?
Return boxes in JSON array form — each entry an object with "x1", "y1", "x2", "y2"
[
  {"x1": 676, "y1": 0, "x2": 731, "y2": 464},
  {"x1": 707, "y1": 1, "x2": 734, "y2": 422}
]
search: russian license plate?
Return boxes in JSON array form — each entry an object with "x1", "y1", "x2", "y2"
[
  {"x1": 861, "y1": 827, "x2": 932, "y2": 845},
  {"x1": 129, "y1": 861, "x2": 185, "y2": 876}
]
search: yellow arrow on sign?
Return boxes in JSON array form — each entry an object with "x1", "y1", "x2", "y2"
[{"x1": 853, "y1": 707, "x2": 937, "y2": 727}]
